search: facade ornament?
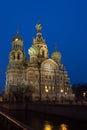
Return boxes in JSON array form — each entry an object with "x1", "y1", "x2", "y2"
[{"x1": 36, "y1": 23, "x2": 42, "y2": 32}]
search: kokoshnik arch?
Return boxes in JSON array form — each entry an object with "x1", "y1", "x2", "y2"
[{"x1": 4, "y1": 22, "x2": 75, "y2": 102}]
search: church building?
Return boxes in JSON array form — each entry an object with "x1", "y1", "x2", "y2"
[{"x1": 5, "y1": 22, "x2": 74, "y2": 102}]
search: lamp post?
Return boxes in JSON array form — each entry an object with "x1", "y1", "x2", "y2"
[
  {"x1": 45, "y1": 88, "x2": 49, "y2": 101},
  {"x1": 83, "y1": 92, "x2": 86, "y2": 102},
  {"x1": 83, "y1": 92, "x2": 86, "y2": 97},
  {"x1": 65, "y1": 92, "x2": 67, "y2": 103},
  {"x1": 60, "y1": 89, "x2": 64, "y2": 104}
]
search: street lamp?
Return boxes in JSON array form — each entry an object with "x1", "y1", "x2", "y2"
[
  {"x1": 59, "y1": 123, "x2": 68, "y2": 130},
  {"x1": 60, "y1": 89, "x2": 64, "y2": 103},
  {"x1": 60, "y1": 89, "x2": 64, "y2": 93},
  {"x1": 83, "y1": 92, "x2": 86, "y2": 102},
  {"x1": 65, "y1": 92, "x2": 67, "y2": 103},
  {"x1": 45, "y1": 89, "x2": 48, "y2": 93},
  {"x1": 83, "y1": 92, "x2": 86, "y2": 97},
  {"x1": 45, "y1": 87, "x2": 49, "y2": 101}
]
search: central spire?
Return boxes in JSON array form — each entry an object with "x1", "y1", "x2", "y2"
[
  {"x1": 36, "y1": 23, "x2": 42, "y2": 32},
  {"x1": 35, "y1": 18, "x2": 42, "y2": 32},
  {"x1": 35, "y1": 20, "x2": 42, "y2": 38}
]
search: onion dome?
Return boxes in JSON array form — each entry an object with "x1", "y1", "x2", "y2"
[
  {"x1": 12, "y1": 30, "x2": 23, "y2": 50},
  {"x1": 12, "y1": 29, "x2": 23, "y2": 42},
  {"x1": 51, "y1": 51, "x2": 61, "y2": 60},
  {"x1": 28, "y1": 45, "x2": 39, "y2": 55},
  {"x1": 12, "y1": 35, "x2": 23, "y2": 42}
]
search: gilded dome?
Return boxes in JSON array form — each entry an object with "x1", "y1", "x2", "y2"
[
  {"x1": 12, "y1": 32, "x2": 23, "y2": 50},
  {"x1": 12, "y1": 35, "x2": 23, "y2": 42},
  {"x1": 28, "y1": 45, "x2": 39, "y2": 55},
  {"x1": 51, "y1": 51, "x2": 61, "y2": 60},
  {"x1": 12, "y1": 31, "x2": 23, "y2": 42}
]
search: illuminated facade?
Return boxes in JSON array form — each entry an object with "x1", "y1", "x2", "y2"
[{"x1": 5, "y1": 22, "x2": 75, "y2": 102}]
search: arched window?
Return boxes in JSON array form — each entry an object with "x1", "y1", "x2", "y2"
[
  {"x1": 17, "y1": 54, "x2": 20, "y2": 60},
  {"x1": 13, "y1": 54, "x2": 15, "y2": 59}
]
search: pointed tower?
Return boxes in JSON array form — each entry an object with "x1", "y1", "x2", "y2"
[
  {"x1": 5, "y1": 31, "x2": 26, "y2": 98},
  {"x1": 28, "y1": 22, "x2": 48, "y2": 65},
  {"x1": 51, "y1": 43, "x2": 61, "y2": 63},
  {"x1": 51, "y1": 51, "x2": 61, "y2": 63},
  {"x1": 9, "y1": 31, "x2": 24, "y2": 64}
]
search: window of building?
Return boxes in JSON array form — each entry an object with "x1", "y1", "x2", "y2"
[
  {"x1": 18, "y1": 54, "x2": 20, "y2": 60},
  {"x1": 36, "y1": 75, "x2": 38, "y2": 78},
  {"x1": 46, "y1": 75, "x2": 48, "y2": 79},
  {"x1": 45, "y1": 86, "x2": 47, "y2": 89},
  {"x1": 49, "y1": 75, "x2": 51, "y2": 79},
  {"x1": 49, "y1": 86, "x2": 51, "y2": 90},
  {"x1": 61, "y1": 77, "x2": 62, "y2": 80},
  {"x1": 13, "y1": 55, "x2": 15, "y2": 59},
  {"x1": 52, "y1": 86, "x2": 55, "y2": 91}
]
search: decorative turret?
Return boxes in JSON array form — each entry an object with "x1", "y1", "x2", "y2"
[
  {"x1": 12, "y1": 31, "x2": 23, "y2": 50},
  {"x1": 28, "y1": 45, "x2": 39, "y2": 63},
  {"x1": 29, "y1": 22, "x2": 48, "y2": 63},
  {"x1": 51, "y1": 51, "x2": 61, "y2": 62},
  {"x1": 36, "y1": 22, "x2": 42, "y2": 37},
  {"x1": 33, "y1": 22, "x2": 45, "y2": 45},
  {"x1": 9, "y1": 30, "x2": 25, "y2": 64}
]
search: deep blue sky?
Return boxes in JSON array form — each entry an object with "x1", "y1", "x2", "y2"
[{"x1": 0, "y1": 0, "x2": 87, "y2": 92}]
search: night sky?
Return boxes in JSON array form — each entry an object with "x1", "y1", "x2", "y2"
[{"x1": 0, "y1": 0, "x2": 87, "y2": 93}]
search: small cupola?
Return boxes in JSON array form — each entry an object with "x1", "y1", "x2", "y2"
[
  {"x1": 51, "y1": 51, "x2": 61, "y2": 62},
  {"x1": 12, "y1": 30, "x2": 23, "y2": 50}
]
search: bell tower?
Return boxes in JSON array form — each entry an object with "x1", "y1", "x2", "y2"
[
  {"x1": 9, "y1": 31, "x2": 24, "y2": 64},
  {"x1": 5, "y1": 31, "x2": 26, "y2": 97}
]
